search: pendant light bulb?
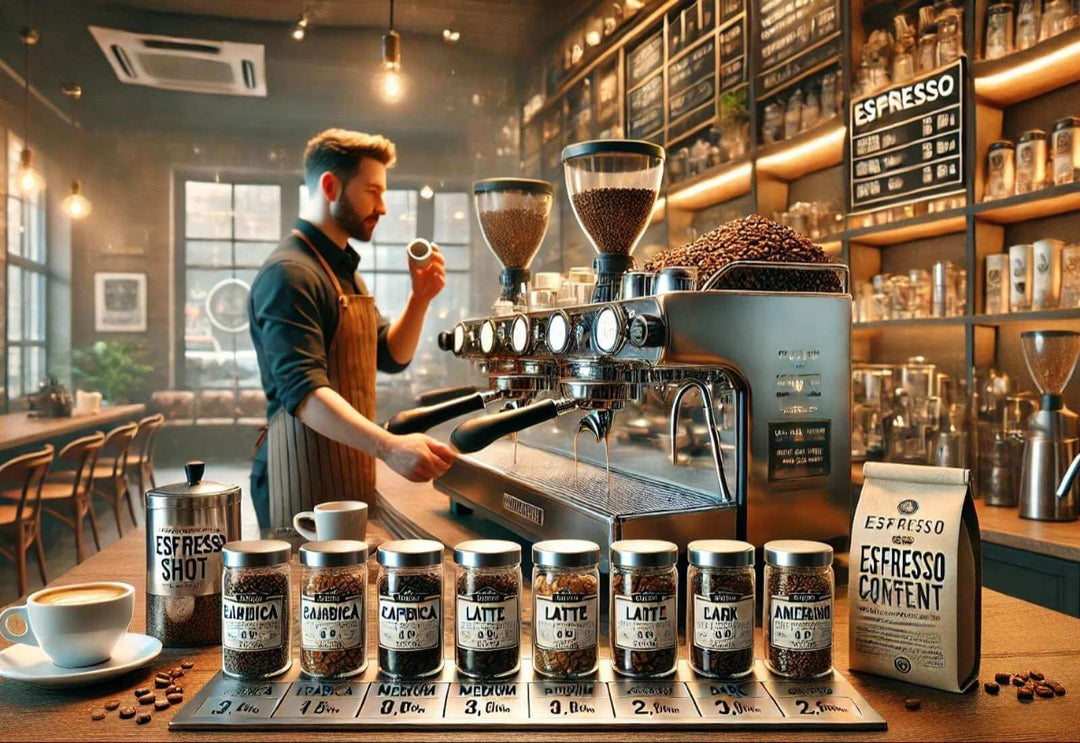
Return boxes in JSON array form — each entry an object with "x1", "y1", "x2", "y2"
[
  {"x1": 61, "y1": 180, "x2": 91, "y2": 219},
  {"x1": 15, "y1": 148, "x2": 42, "y2": 196},
  {"x1": 378, "y1": 68, "x2": 404, "y2": 103},
  {"x1": 292, "y1": 14, "x2": 308, "y2": 41},
  {"x1": 378, "y1": 1, "x2": 403, "y2": 103}
]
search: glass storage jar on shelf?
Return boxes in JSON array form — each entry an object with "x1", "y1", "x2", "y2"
[
  {"x1": 687, "y1": 540, "x2": 755, "y2": 679},
  {"x1": 299, "y1": 540, "x2": 368, "y2": 680},
  {"x1": 377, "y1": 539, "x2": 445, "y2": 679},
  {"x1": 454, "y1": 540, "x2": 521, "y2": 679},
  {"x1": 531, "y1": 539, "x2": 601, "y2": 678},
  {"x1": 221, "y1": 540, "x2": 292, "y2": 681},
  {"x1": 763, "y1": 540, "x2": 834, "y2": 680},
  {"x1": 610, "y1": 539, "x2": 679, "y2": 678}
]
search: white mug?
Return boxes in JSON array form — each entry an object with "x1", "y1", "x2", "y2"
[
  {"x1": 0, "y1": 581, "x2": 134, "y2": 668},
  {"x1": 406, "y1": 238, "x2": 433, "y2": 269},
  {"x1": 293, "y1": 500, "x2": 368, "y2": 541}
]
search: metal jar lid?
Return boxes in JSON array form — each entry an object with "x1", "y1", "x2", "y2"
[
  {"x1": 146, "y1": 461, "x2": 241, "y2": 511},
  {"x1": 764, "y1": 540, "x2": 833, "y2": 568},
  {"x1": 532, "y1": 539, "x2": 600, "y2": 568},
  {"x1": 300, "y1": 540, "x2": 368, "y2": 568},
  {"x1": 223, "y1": 539, "x2": 291, "y2": 569},
  {"x1": 473, "y1": 177, "x2": 554, "y2": 196},
  {"x1": 454, "y1": 539, "x2": 521, "y2": 569},
  {"x1": 1019, "y1": 129, "x2": 1047, "y2": 143},
  {"x1": 988, "y1": 139, "x2": 1014, "y2": 151},
  {"x1": 1053, "y1": 116, "x2": 1080, "y2": 132},
  {"x1": 378, "y1": 539, "x2": 444, "y2": 568},
  {"x1": 688, "y1": 540, "x2": 755, "y2": 568},
  {"x1": 610, "y1": 539, "x2": 678, "y2": 568}
]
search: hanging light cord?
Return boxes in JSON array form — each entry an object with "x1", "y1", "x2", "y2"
[
  {"x1": 23, "y1": 24, "x2": 30, "y2": 152},
  {"x1": 389, "y1": 0, "x2": 395, "y2": 31}
]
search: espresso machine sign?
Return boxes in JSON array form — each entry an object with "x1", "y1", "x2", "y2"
[
  {"x1": 768, "y1": 421, "x2": 830, "y2": 481},
  {"x1": 849, "y1": 59, "x2": 965, "y2": 212}
]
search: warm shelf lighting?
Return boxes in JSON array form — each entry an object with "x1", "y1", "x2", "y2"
[
  {"x1": 61, "y1": 180, "x2": 92, "y2": 219},
  {"x1": 975, "y1": 34, "x2": 1080, "y2": 104},
  {"x1": 756, "y1": 124, "x2": 847, "y2": 176},
  {"x1": 650, "y1": 196, "x2": 666, "y2": 222},
  {"x1": 292, "y1": 16, "x2": 309, "y2": 41},
  {"x1": 666, "y1": 162, "x2": 753, "y2": 209}
]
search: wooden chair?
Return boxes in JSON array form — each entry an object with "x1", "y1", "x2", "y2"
[
  {"x1": 0, "y1": 445, "x2": 55, "y2": 597},
  {"x1": 39, "y1": 432, "x2": 106, "y2": 564},
  {"x1": 88, "y1": 422, "x2": 139, "y2": 536},
  {"x1": 122, "y1": 414, "x2": 164, "y2": 507}
]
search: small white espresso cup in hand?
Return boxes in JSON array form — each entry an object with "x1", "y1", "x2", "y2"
[
  {"x1": 406, "y1": 238, "x2": 434, "y2": 270},
  {"x1": 0, "y1": 581, "x2": 134, "y2": 668},
  {"x1": 293, "y1": 500, "x2": 368, "y2": 541}
]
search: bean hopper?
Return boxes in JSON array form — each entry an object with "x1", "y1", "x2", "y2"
[
  {"x1": 1019, "y1": 330, "x2": 1080, "y2": 521},
  {"x1": 562, "y1": 140, "x2": 665, "y2": 302}
]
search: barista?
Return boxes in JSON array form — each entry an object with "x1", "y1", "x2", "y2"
[{"x1": 248, "y1": 128, "x2": 456, "y2": 531}]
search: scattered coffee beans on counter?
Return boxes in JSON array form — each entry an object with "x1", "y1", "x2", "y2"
[
  {"x1": 119, "y1": 707, "x2": 136, "y2": 719},
  {"x1": 134, "y1": 687, "x2": 150, "y2": 697},
  {"x1": 995, "y1": 672, "x2": 1012, "y2": 684},
  {"x1": 478, "y1": 208, "x2": 550, "y2": 268},
  {"x1": 167, "y1": 685, "x2": 182, "y2": 695},
  {"x1": 154, "y1": 675, "x2": 171, "y2": 688},
  {"x1": 181, "y1": 660, "x2": 194, "y2": 670},
  {"x1": 136, "y1": 713, "x2": 152, "y2": 725},
  {"x1": 154, "y1": 699, "x2": 171, "y2": 711},
  {"x1": 138, "y1": 695, "x2": 156, "y2": 706},
  {"x1": 377, "y1": 540, "x2": 445, "y2": 679},
  {"x1": 1053, "y1": 684, "x2": 1067, "y2": 696},
  {"x1": 1036, "y1": 685, "x2": 1055, "y2": 698},
  {"x1": 167, "y1": 693, "x2": 184, "y2": 705},
  {"x1": 91, "y1": 709, "x2": 106, "y2": 721},
  {"x1": 984, "y1": 682, "x2": 1000, "y2": 694},
  {"x1": 105, "y1": 700, "x2": 120, "y2": 711},
  {"x1": 1030, "y1": 670, "x2": 1045, "y2": 681},
  {"x1": 1012, "y1": 676, "x2": 1027, "y2": 687},
  {"x1": 570, "y1": 187, "x2": 656, "y2": 255},
  {"x1": 904, "y1": 698, "x2": 922, "y2": 711},
  {"x1": 1018, "y1": 686, "x2": 1035, "y2": 701}
]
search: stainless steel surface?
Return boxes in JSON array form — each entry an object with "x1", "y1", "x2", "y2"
[
  {"x1": 171, "y1": 660, "x2": 886, "y2": 730},
  {"x1": 670, "y1": 378, "x2": 733, "y2": 504},
  {"x1": 702, "y1": 260, "x2": 850, "y2": 293},
  {"x1": 377, "y1": 540, "x2": 444, "y2": 568},
  {"x1": 1020, "y1": 408, "x2": 1079, "y2": 521},
  {"x1": 1058, "y1": 453, "x2": 1080, "y2": 499},
  {"x1": 621, "y1": 271, "x2": 656, "y2": 299},
  {"x1": 654, "y1": 266, "x2": 698, "y2": 294}
]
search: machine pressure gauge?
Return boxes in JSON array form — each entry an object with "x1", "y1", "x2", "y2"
[
  {"x1": 479, "y1": 320, "x2": 498, "y2": 354},
  {"x1": 546, "y1": 310, "x2": 572, "y2": 354},
  {"x1": 593, "y1": 305, "x2": 626, "y2": 355},
  {"x1": 510, "y1": 314, "x2": 531, "y2": 354},
  {"x1": 452, "y1": 324, "x2": 466, "y2": 354}
]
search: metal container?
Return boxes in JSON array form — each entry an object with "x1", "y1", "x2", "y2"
[
  {"x1": 1016, "y1": 129, "x2": 1048, "y2": 194},
  {"x1": 621, "y1": 270, "x2": 656, "y2": 299},
  {"x1": 655, "y1": 266, "x2": 698, "y2": 294},
  {"x1": 145, "y1": 461, "x2": 241, "y2": 647}
]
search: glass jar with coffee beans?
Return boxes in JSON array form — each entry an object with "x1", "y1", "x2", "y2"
[
  {"x1": 688, "y1": 540, "x2": 755, "y2": 679},
  {"x1": 222, "y1": 540, "x2": 292, "y2": 680},
  {"x1": 763, "y1": 540, "x2": 834, "y2": 680},
  {"x1": 377, "y1": 539, "x2": 445, "y2": 679},
  {"x1": 532, "y1": 539, "x2": 600, "y2": 678},
  {"x1": 610, "y1": 540, "x2": 679, "y2": 678},
  {"x1": 299, "y1": 540, "x2": 368, "y2": 679},
  {"x1": 454, "y1": 540, "x2": 521, "y2": 678}
]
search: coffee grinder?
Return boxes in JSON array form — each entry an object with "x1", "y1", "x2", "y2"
[{"x1": 1018, "y1": 330, "x2": 1080, "y2": 521}]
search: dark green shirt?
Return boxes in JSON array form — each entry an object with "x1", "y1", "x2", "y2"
[{"x1": 248, "y1": 218, "x2": 408, "y2": 427}]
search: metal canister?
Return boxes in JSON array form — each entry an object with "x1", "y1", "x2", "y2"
[
  {"x1": 1016, "y1": 129, "x2": 1048, "y2": 194},
  {"x1": 1051, "y1": 116, "x2": 1080, "y2": 186},
  {"x1": 985, "y1": 139, "x2": 1015, "y2": 200},
  {"x1": 145, "y1": 461, "x2": 241, "y2": 646}
]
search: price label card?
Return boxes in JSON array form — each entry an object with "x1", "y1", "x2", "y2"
[
  {"x1": 530, "y1": 694, "x2": 614, "y2": 721},
  {"x1": 445, "y1": 682, "x2": 526, "y2": 720},
  {"x1": 774, "y1": 696, "x2": 863, "y2": 720},
  {"x1": 686, "y1": 680, "x2": 768, "y2": 699},
  {"x1": 610, "y1": 680, "x2": 688, "y2": 698},
  {"x1": 699, "y1": 695, "x2": 784, "y2": 720},
  {"x1": 194, "y1": 696, "x2": 278, "y2": 719},
  {"x1": 611, "y1": 694, "x2": 700, "y2": 720},
  {"x1": 356, "y1": 681, "x2": 448, "y2": 721},
  {"x1": 763, "y1": 679, "x2": 844, "y2": 697},
  {"x1": 274, "y1": 693, "x2": 364, "y2": 720},
  {"x1": 530, "y1": 681, "x2": 609, "y2": 700},
  {"x1": 205, "y1": 679, "x2": 289, "y2": 699}
]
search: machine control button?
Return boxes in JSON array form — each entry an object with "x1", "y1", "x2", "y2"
[
  {"x1": 547, "y1": 311, "x2": 572, "y2": 354},
  {"x1": 510, "y1": 314, "x2": 531, "y2": 354},
  {"x1": 479, "y1": 320, "x2": 498, "y2": 354},
  {"x1": 452, "y1": 324, "x2": 466, "y2": 354},
  {"x1": 629, "y1": 314, "x2": 665, "y2": 348},
  {"x1": 438, "y1": 331, "x2": 453, "y2": 352},
  {"x1": 593, "y1": 305, "x2": 626, "y2": 355}
]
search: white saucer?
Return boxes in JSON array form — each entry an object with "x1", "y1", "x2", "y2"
[{"x1": 0, "y1": 632, "x2": 162, "y2": 688}]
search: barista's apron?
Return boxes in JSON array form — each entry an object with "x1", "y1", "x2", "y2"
[{"x1": 268, "y1": 229, "x2": 378, "y2": 528}]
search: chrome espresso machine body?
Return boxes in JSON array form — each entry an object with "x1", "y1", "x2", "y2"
[{"x1": 434, "y1": 266, "x2": 852, "y2": 566}]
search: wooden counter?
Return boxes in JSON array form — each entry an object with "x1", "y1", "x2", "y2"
[
  {"x1": 1, "y1": 469, "x2": 1079, "y2": 741},
  {"x1": 0, "y1": 404, "x2": 146, "y2": 451}
]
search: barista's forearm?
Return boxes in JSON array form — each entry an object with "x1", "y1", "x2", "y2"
[
  {"x1": 384, "y1": 293, "x2": 429, "y2": 366},
  {"x1": 294, "y1": 386, "x2": 392, "y2": 458}
]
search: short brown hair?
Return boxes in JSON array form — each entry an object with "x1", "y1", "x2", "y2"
[{"x1": 303, "y1": 128, "x2": 396, "y2": 192}]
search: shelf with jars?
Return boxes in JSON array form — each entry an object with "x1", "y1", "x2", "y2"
[{"x1": 974, "y1": 22, "x2": 1080, "y2": 107}]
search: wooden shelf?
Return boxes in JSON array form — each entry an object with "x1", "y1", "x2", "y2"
[
  {"x1": 755, "y1": 122, "x2": 845, "y2": 181},
  {"x1": 972, "y1": 308, "x2": 1080, "y2": 325},
  {"x1": 973, "y1": 182, "x2": 1080, "y2": 224},
  {"x1": 973, "y1": 27, "x2": 1080, "y2": 107},
  {"x1": 665, "y1": 160, "x2": 752, "y2": 211},
  {"x1": 853, "y1": 317, "x2": 967, "y2": 331},
  {"x1": 819, "y1": 239, "x2": 843, "y2": 255},
  {"x1": 846, "y1": 209, "x2": 967, "y2": 246}
]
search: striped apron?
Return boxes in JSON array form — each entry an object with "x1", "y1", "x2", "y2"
[{"x1": 268, "y1": 229, "x2": 378, "y2": 529}]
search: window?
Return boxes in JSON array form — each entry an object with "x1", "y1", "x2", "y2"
[
  {"x1": 182, "y1": 180, "x2": 280, "y2": 389},
  {"x1": 6, "y1": 133, "x2": 47, "y2": 403},
  {"x1": 428, "y1": 191, "x2": 472, "y2": 331}
]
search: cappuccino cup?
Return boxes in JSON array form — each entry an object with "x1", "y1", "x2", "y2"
[
  {"x1": 293, "y1": 500, "x2": 368, "y2": 542},
  {"x1": 0, "y1": 582, "x2": 134, "y2": 668}
]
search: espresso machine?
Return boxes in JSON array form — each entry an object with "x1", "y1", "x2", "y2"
[{"x1": 390, "y1": 140, "x2": 853, "y2": 564}]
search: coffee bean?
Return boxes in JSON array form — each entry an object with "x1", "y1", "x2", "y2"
[
  {"x1": 1030, "y1": 670, "x2": 1045, "y2": 681},
  {"x1": 134, "y1": 687, "x2": 150, "y2": 697},
  {"x1": 170, "y1": 668, "x2": 183, "y2": 678},
  {"x1": 138, "y1": 695, "x2": 156, "y2": 706},
  {"x1": 105, "y1": 700, "x2": 120, "y2": 711},
  {"x1": 995, "y1": 672, "x2": 1012, "y2": 684},
  {"x1": 905, "y1": 698, "x2": 921, "y2": 710},
  {"x1": 1012, "y1": 676, "x2": 1027, "y2": 687},
  {"x1": 154, "y1": 699, "x2": 171, "y2": 711},
  {"x1": 136, "y1": 713, "x2": 151, "y2": 725},
  {"x1": 1035, "y1": 685, "x2": 1054, "y2": 698},
  {"x1": 167, "y1": 685, "x2": 182, "y2": 694},
  {"x1": 91, "y1": 709, "x2": 106, "y2": 721},
  {"x1": 984, "y1": 682, "x2": 1000, "y2": 694},
  {"x1": 119, "y1": 707, "x2": 136, "y2": 719},
  {"x1": 154, "y1": 676, "x2": 171, "y2": 688},
  {"x1": 1053, "y1": 684, "x2": 1066, "y2": 696},
  {"x1": 180, "y1": 661, "x2": 194, "y2": 670},
  {"x1": 166, "y1": 693, "x2": 184, "y2": 705},
  {"x1": 1018, "y1": 687, "x2": 1034, "y2": 701}
]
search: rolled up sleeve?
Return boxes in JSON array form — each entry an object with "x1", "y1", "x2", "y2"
[{"x1": 251, "y1": 261, "x2": 331, "y2": 415}]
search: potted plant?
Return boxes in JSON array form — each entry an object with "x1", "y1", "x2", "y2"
[
  {"x1": 72, "y1": 340, "x2": 153, "y2": 405},
  {"x1": 719, "y1": 90, "x2": 750, "y2": 160}
]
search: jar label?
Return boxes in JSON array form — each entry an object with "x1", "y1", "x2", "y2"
[
  {"x1": 693, "y1": 592, "x2": 754, "y2": 651},
  {"x1": 613, "y1": 593, "x2": 677, "y2": 651},
  {"x1": 148, "y1": 524, "x2": 229, "y2": 597},
  {"x1": 222, "y1": 594, "x2": 285, "y2": 651},
  {"x1": 769, "y1": 592, "x2": 832, "y2": 651},
  {"x1": 301, "y1": 592, "x2": 364, "y2": 651},
  {"x1": 534, "y1": 593, "x2": 598, "y2": 651},
  {"x1": 456, "y1": 590, "x2": 519, "y2": 651},
  {"x1": 379, "y1": 593, "x2": 441, "y2": 651}
]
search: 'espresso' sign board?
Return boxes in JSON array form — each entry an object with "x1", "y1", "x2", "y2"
[{"x1": 849, "y1": 59, "x2": 966, "y2": 213}]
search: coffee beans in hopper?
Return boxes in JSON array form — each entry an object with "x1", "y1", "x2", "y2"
[
  {"x1": 570, "y1": 187, "x2": 657, "y2": 255},
  {"x1": 478, "y1": 208, "x2": 548, "y2": 268}
]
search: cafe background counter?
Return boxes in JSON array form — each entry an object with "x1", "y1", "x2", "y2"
[{"x1": 1, "y1": 462, "x2": 1079, "y2": 742}]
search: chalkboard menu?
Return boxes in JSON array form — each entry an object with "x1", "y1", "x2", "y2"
[
  {"x1": 759, "y1": 0, "x2": 840, "y2": 71},
  {"x1": 670, "y1": 76, "x2": 715, "y2": 124},
  {"x1": 849, "y1": 60, "x2": 966, "y2": 212},
  {"x1": 719, "y1": 20, "x2": 746, "y2": 90},
  {"x1": 628, "y1": 73, "x2": 664, "y2": 139},
  {"x1": 759, "y1": 35, "x2": 840, "y2": 97},
  {"x1": 721, "y1": 0, "x2": 744, "y2": 23},
  {"x1": 627, "y1": 30, "x2": 663, "y2": 89},
  {"x1": 595, "y1": 57, "x2": 620, "y2": 136},
  {"x1": 669, "y1": 38, "x2": 715, "y2": 98}
]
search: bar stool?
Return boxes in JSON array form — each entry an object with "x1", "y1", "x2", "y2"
[
  {"x1": 0, "y1": 445, "x2": 55, "y2": 597},
  {"x1": 90, "y1": 422, "x2": 139, "y2": 535},
  {"x1": 39, "y1": 432, "x2": 106, "y2": 564}
]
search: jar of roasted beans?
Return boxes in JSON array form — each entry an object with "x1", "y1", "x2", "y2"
[
  {"x1": 532, "y1": 539, "x2": 600, "y2": 678},
  {"x1": 299, "y1": 540, "x2": 368, "y2": 679},
  {"x1": 763, "y1": 540, "x2": 834, "y2": 680},
  {"x1": 454, "y1": 539, "x2": 521, "y2": 678},
  {"x1": 610, "y1": 539, "x2": 678, "y2": 678},
  {"x1": 688, "y1": 540, "x2": 755, "y2": 679},
  {"x1": 222, "y1": 540, "x2": 292, "y2": 680},
  {"x1": 377, "y1": 539, "x2": 445, "y2": 679}
]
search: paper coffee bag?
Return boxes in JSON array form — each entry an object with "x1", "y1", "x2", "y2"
[{"x1": 849, "y1": 462, "x2": 981, "y2": 693}]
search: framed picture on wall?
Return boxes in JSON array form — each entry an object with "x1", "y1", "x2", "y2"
[{"x1": 95, "y1": 272, "x2": 147, "y2": 332}]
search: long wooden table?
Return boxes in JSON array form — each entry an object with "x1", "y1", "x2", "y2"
[{"x1": 0, "y1": 404, "x2": 146, "y2": 451}]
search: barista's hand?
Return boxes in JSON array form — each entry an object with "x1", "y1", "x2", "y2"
[
  {"x1": 379, "y1": 432, "x2": 456, "y2": 482},
  {"x1": 409, "y1": 244, "x2": 446, "y2": 305}
]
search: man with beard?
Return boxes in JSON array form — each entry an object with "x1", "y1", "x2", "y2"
[{"x1": 248, "y1": 128, "x2": 455, "y2": 533}]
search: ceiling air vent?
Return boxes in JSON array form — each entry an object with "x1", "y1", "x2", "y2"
[{"x1": 88, "y1": 26, "x2": 266, "y2": 97}]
